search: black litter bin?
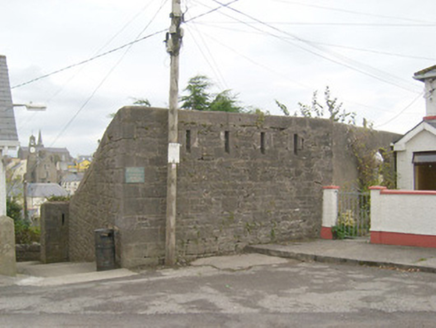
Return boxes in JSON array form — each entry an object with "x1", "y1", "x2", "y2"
[{"x1": 94, "y1": 228, "x2": 115, "y2": 271}]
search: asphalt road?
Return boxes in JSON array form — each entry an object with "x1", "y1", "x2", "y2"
[{"x1": 1, "y1": 256, "x2": 436, "y2": 327}]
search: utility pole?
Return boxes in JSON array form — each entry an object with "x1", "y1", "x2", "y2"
[{"x1": 165, "y1": 0, "x2": 183, "y2": 266}]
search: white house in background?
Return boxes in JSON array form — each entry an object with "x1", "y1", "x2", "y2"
[
  {"x1": 61, "y1": 172, "x2": 84, "y2": 195},
  {"x1": 394, "y1": 65, "x2": 436, "y2": 190},
  {"x1": 26, "y1": 183, "x2": 68, "y2": 223}
]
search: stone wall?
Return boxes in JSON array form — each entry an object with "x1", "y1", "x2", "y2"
[
  {"x1": 0, "y1": 216, "x2": 16, "y2": 276},
  {"x1": 69, "y1": 107, "x2": 400, "y2": 268},
  {"x1": 40, "y1": 202, "x2": 69, "y2": 263},
  {"x1": 15, "y1": 244, "x2": 40, "y2": 262}
]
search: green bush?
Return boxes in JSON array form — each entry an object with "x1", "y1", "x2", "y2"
[
  {"x1": 14, "y1": 219, "x2": 40, "y2": 244},
  {"x1": 6, "y1": 197, "x2": 40, "y2": 244}
]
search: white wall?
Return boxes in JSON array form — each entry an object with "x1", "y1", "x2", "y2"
[
  {"x1": 370, "y1": 187, "x2": 436, "y2": 236},
  {"x1": 396, "y1": 129, "x2": 436, "y2": 189}
]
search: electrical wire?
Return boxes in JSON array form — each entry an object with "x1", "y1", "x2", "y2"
[
  {"x1": 205, "y1": 0, "x2": 421, "y2": 93},
  {"x1": 186, "y1": 24, "x2": 228, "y2": 89},
  {"x1": 194, "y1": 21, "x2": 435, "y2": 62},
  {"x1": 11, "y1": 29, "x2": 166, "y2": 90},
  {"x1": 16, "y1": 2, "x2": 162, "y2": 133},
  {"x1": 11, "y1": 0, "x2": 238, "y2": 91},
  {"x1": 198, "y1": 27, "x2": 412, "y2": 118},
  {"x1": 271, "y1": 0, "x2": 436, "y2": 24},
  {"x1": 203, "y1": 21, "x2": 436, "y2": 27},
  {"x1": 49, "y1": 0, "x2": 169, "y2": 147},
  {"x1": 375, "y1": 92, "x2": 424, "y2": 128}
]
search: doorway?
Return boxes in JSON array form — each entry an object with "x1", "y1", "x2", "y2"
[{"x1": 413, "y1": 152, "x2": 436, "y2": 190}]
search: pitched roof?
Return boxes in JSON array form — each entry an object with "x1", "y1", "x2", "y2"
[
  {"x1": 393, "y1": 120, "x2": 436, "y2": 151},
  {"x1": 61, "y1": 172, "x2": 84, "y2": 183},
  {"x1": 413, "y1": 65, "x2": 436, "y2": 82},
  {"x1": 27, "y1": 183, "x2": 68, "y2": 198},
  {"x1": 0, "y1": 55, "x2": 19, "y2": 148}
]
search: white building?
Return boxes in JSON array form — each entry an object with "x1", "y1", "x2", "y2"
[
  {"x1": 0, "y1": 55, "x2": 20, "y2": 216},
  {"x1": 26, "y1": 183, "x2": 68, "y2": 223},
  {"x1": 61, "y1": 172, "x2": 84, "y2": 196},
  {"x1": 394, "y1": 65, "x2": 436, "y2": 190}
]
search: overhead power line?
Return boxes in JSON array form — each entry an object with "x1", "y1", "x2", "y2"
[
  {"x1": 204, "y1": 21, "x2": 436, "y2": 27},
  {"x1": 271, "y1": 0, "x2": 436, "y2": 24},
  {"x1": 375, "y1": 93, "x2": 424, "y2": 128},
  {"x1": 50, "y1": 0, "x2": 169, "y2": 147},
  {"x1": 12, "y1": 0, "x2": 239, "y2": 90},
  {"x1": 194, "y1": 21, "x2": 435, "y2": 62},
  {"x1": 206, "y1": 0, "x2": 421, "y2": 94},
  {"x1": 11, "y1": 29, "x2": 166, "y2": 89}
]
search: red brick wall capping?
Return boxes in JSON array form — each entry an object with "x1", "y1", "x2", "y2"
[
  {"x1": 368, "y1": 186, "x2": 387, "y2": 190},
  {"x1": 423, "y1": 115, "x2": 436, "y2": 121},
  {"x1": 323, "y1": 185, "x2": 340, "y2": 190},
  {"x1": 380, "y1": 189, "x2": 436, "y2": 195}
]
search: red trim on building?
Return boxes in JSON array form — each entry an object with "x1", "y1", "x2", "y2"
[
  {"x1": 369, "y1": 186, "x2": 436, "y2": 195},
  {"x1": 423, "y1": 115, "x2": 436, "y2": 121},
  {"x1": 323, "y1": 185, "x2": 340, "y2": 190},
  {"x1": 380, "y1": 189, "x2": 436, "y2": 196},
  {"x1": 371, "y1": 231, "x2": 436, "y2": 248},
  {"x1": 320, "y1": 227, "x2": 333, "y2": 239},
  {"x1": 369, "y1": 186, "x2": 387, "y2": 190}
]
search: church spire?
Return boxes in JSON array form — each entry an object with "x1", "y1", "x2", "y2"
[{"x1": 37, "y1": 130, "x2": 43, "y2": 147}]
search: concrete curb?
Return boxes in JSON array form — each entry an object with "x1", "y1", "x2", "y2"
[{"x1": 245, "y1": 245, "x2": 436, "y2": 274}]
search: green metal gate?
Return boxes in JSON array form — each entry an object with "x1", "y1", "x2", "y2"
[{"x1": 335, "y1": 191, "x2": 370, "y2": 239}]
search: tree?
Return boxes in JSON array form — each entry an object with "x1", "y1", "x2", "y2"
[
  {"x1": 180, "y1": 75, "x2": 245, "y2": 113},
  {"x1": 209, "y1": 90, "x2": 241, "y2": 113},
  {"x1": 277, "y1": 86, "x2": 357, "y2": 124},
  {"x1": 132, "y1": 98, "x2": 151, "y2": 107},
  {"x1": 180, "y1": 75, "x2": 212, "y2": 111},
  {"x1": 275, "y1": 100, "x2": 290, "y2": 116}
]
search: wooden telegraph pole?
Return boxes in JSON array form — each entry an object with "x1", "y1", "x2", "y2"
[{"x1": 165, "y1": 0, "x2": 183, "y2": 266}]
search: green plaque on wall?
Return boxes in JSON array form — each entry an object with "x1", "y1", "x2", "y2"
[{"x1": 125, "y1": 167, "x2": 145, "y2": 183}]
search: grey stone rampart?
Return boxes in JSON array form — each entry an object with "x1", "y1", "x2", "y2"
[{"x1": 69, "y1": 107, "x2": 400, "y2": 268}]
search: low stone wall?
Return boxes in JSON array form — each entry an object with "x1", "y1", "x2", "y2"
[{"x1": 15, "y1": 244, "x2": 40, "y2": 262}]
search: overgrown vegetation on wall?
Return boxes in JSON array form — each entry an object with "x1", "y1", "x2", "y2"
[
  {"x1": 350, "y1": 129, "x2": 396, "y2": 192},
  {"x1": 6, "y1": 197, "x2": 40, "y2": 244}
]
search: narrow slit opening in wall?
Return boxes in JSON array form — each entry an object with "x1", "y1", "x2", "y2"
[
  {"x1": 186, "y1": 130, "x2": 191, "y2": 153},
  {"x1": 62, "y1": 213, "x2": 65, "y2": 226},
  {"x1": 260, "y1": 132, "x2": 266, "y2": 154},
  {"x1": 294, "y1": 134, "x2": 298, "y2": 155},
  {"x1": 225, "y1": 131, "x2": 230, "y2": 153}
]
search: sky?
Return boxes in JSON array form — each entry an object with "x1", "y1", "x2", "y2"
[{"x1": 1, "y1": 0, "x2": 435, "y2": 157}]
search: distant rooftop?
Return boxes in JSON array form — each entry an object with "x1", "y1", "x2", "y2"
[
  {"x1": 62, "y1": 172, "x2": 84, "y2": 183},
  {"x1": 27, "y1": 183, "x2": 68, "y2": 198},
  {"x1": 0, "y1": 55, "x2": 19, "y2": 149}
]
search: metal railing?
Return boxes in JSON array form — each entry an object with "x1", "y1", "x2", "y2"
[{"x1": 336, "y1": 191, "x2": 370, "y2": 238}]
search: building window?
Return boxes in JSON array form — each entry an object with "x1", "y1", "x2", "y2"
[{"x1": 413, "y1": 152, "x2": 436, "y2": 190}]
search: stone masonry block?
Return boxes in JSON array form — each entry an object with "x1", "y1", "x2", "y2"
[{"x1": 0, "y1": 216, "x2": 16, "y2": 276}]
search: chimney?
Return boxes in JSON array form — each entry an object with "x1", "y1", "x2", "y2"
[{"x1": 414, "y1": 65, "x2": 436, "y2": 121}]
